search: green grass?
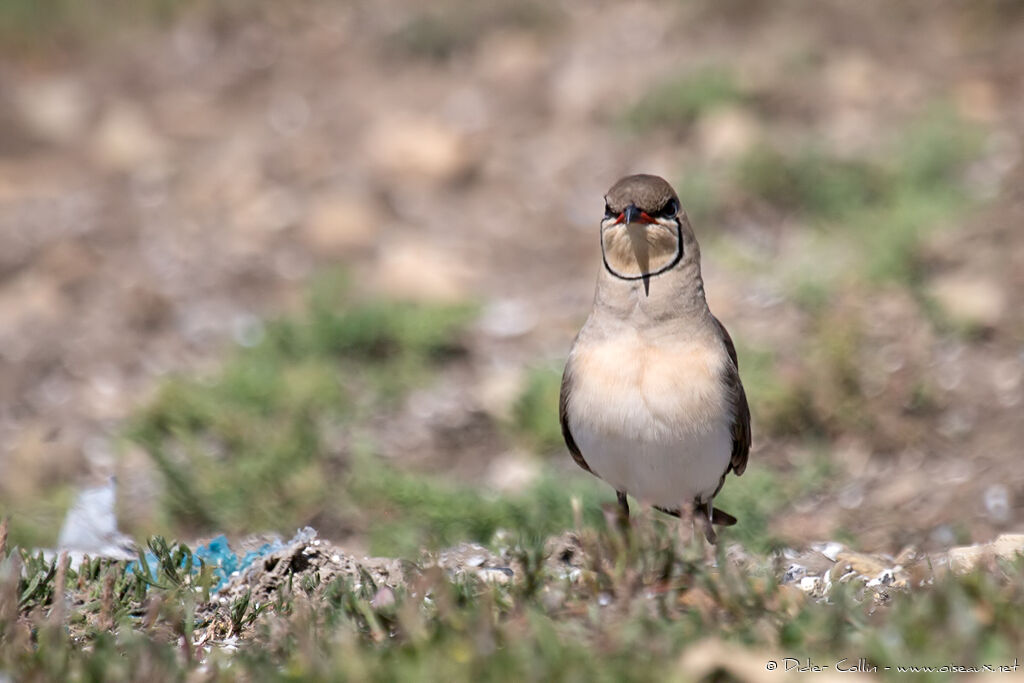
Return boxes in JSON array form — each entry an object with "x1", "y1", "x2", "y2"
[
  {"x1": 390, "y1": 0, "x2": 555, "y2": 61},
  {"x1": 356, "y1": 446, "x2": 831, "y2": 558},
  {"x1": 735, "y1": 344, "x2": 824, "y2": 438},
  {"x1": 0, "y1": 489, "x2": 75, "y2": 558},
  {"x1": 349, "y1": 454, "x2": 606, "y2": 557},
  {"x1": 734, "y1": 108, "x2": 980, "y2": 226},
  {"x1": 0, "y1": 0, "x2": 202, "y2": 56},
  {"x1": 714, "y1": 447, "x2": 833, "y2": 553},
  {"x1": 622, "y1": 67, "x2": 746, "y2": 133},
  {"x1": 5, "y1": 517, "x2": 1024, "y2": 681},
  {"x1": 736, "y1": 145, "x2": 889, "y2": 220},
  {"x1": 685, "y1": 106, "x2": 982, "y2": 294},
  {"x1": 734, "y1": 307, "x2": 874, "y2": 440},
  {"x1": 509, "y1": 367, "x2": 565, "y2": 456},
  {"x1": 684, "y1": 107, "x2": 987, "y2": 444},
  {"x1": 673, "y1": 168, "x2": 723, "y2": 228},
  {"x1": 734, "y1": 106, "x2": 982, "y2": 288},
  {"x1": 125, "y1": 271, "x2": 477, "y2": 540}
]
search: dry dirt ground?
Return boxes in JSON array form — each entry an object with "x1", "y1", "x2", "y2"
[{"x1": 0, "y1": 0, "x2": 1023, "y2": 553}]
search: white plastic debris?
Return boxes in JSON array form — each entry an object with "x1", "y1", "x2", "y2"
[{"x1": 50, "y1": 477, "x2": 136, "y2": 567}]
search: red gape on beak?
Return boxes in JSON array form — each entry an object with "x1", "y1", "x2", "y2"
[{"x1": 617, "y1": 203, "x2": 655, "y2": 225}]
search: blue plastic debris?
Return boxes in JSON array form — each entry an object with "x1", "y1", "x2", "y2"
[
  {"x1": 197, "y1": 535, "x2": 282, "y2": 591},
  {"x1": 131, "y1": 535, "x2": 281, "y2": 592},
  {"x1": 130, "y1": 528, "x2": 315, "y2": 592},
  {"x1": 50, "y1": 478, "x2": 317, "y2": 591}
]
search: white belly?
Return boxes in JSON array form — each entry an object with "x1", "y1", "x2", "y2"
[
  {"x1": 566, "y1": 328, "x2": 733, "y2": 506},
  {"x1": 572, "y1": 427, "x2": 731, "y2": 507}
]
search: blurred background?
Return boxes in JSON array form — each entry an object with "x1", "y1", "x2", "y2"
[{"x1": 0, "y1": 0, "x2": 1022, "y2": 558}]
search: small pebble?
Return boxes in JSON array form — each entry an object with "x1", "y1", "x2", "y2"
[
  {"x1": 370, "y1": 587, "x2": 396, "y2": 609},
  {"x1": 476, "y1": 567, "x2": 513, "y2": 585},
  {"x1": 798, "y1": 576, "x2": 820, "y2": 592},
  {"x1": 815, "y1": 542, "x2": 844, "y2": 561},
  {"x1": 984, "y1": 484, "x2": 1011, "y2": 523},
  {"x1": 866, "y1": 569, "x2": 895, "y2": 588}
]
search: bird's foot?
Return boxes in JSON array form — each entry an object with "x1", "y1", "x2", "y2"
[{"x1": 654, "y1": 502, "x2": 736, "y2": 544}]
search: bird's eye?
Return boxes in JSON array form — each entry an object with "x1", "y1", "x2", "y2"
[
  {"x1": 660, "y1": 199, "x2": 679, "y2": 217},
  {"x1": 604, "y1": 203, "x2": 616, "y2": 218}
]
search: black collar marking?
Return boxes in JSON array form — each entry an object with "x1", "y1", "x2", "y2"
[{"x1": 600, "y1": 219, "x2": 684, "y2": 281}]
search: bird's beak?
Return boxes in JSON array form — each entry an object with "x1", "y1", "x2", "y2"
[
  {"x1": 616, "y1": 203, "x2": 656, "y2": 225},
  {"x1": 623, "y1": 203, "x2": 640, "y2": 225}
]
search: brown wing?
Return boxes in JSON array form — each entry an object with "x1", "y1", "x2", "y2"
[
  {"x1": 713, "y1": 315, "x2": 751, "y2": 477},
  {"x1": 559, "y1": 356, "x2": 593, "y2": 474}
]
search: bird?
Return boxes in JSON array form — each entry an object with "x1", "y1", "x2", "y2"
[{"x1": 559, "y1": 174, "x2": 750, "y2": 543}]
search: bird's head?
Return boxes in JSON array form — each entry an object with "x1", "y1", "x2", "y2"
[{"x1": 600, "y1": 174, "x2": 685, "y2": 280}]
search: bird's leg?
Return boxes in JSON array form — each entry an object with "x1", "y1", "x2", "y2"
[
  {"x1": 664, "y1": 502, "x2": 696, "y2": 548},
  {"x1": 656, "y1": 502, "x2": 719, "y2": 546},
  {"x1": 654, "y1": 503, "x2": 692, "y2": 545},
  {"x1": 695, "y1": 500, "x2": 717, "y2": 544},
  {"x1": 616, "y1": 490, "x2": 630, "y2": 533},
  {"x1": 682, "y1": 504, "x2": 696, "y2": 542},
  {"x1": 695, "y1": 499, "x2": 718, "y2": 565}
]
